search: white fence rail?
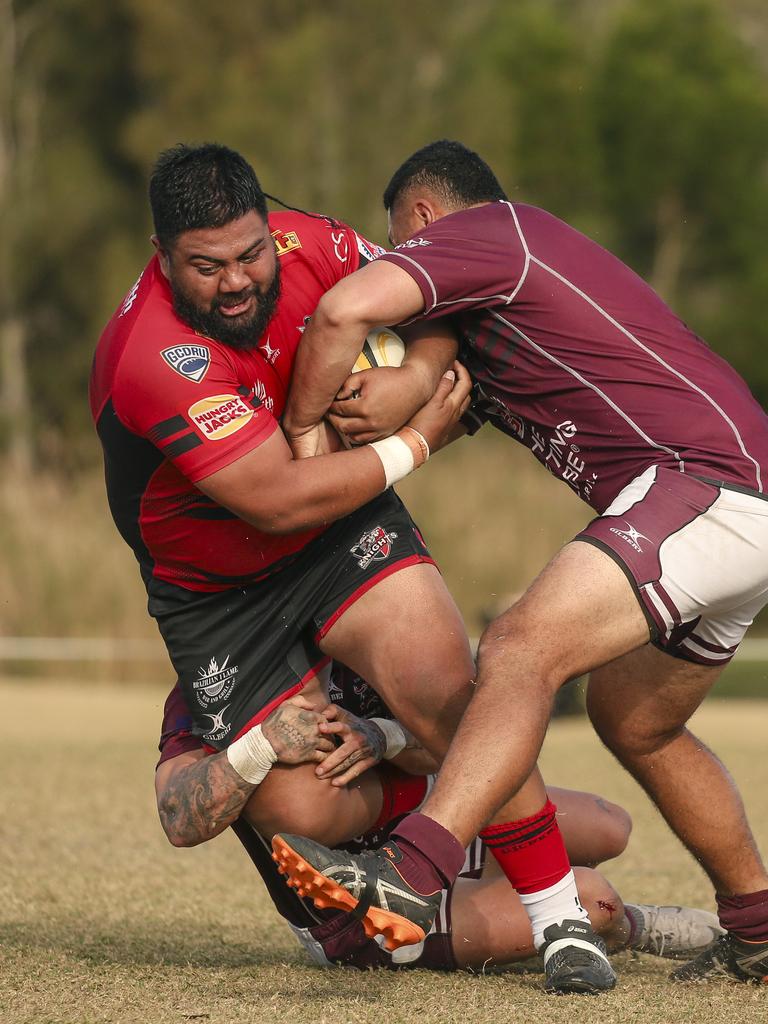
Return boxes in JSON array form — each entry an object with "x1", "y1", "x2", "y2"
[
  {"x1": 0, "y1": 637, "x2": 163, "y2": 661},
  {"x1": 0, "y1": 636, "x2": 767, "y2": 662}
]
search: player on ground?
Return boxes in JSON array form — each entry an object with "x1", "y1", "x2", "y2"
[
  {"x1": 274, "y1": 140, "x2": 768, "y2": 988},
  {"x1": 158, "y1": 664, "x2": 723, "y2": 974}
]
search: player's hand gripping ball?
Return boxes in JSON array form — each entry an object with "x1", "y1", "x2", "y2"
[{"x1": 332, "y1": 328, "x2": 406, "y2": 447}]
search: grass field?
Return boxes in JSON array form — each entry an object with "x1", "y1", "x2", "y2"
[{"x1": 1, "y1": 680, "x2": 767, "y2": 1023}]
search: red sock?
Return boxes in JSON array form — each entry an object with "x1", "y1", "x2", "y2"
[
  {"x1": 479, "y1": 799, "x2": 571, "y2": 892},
  {"x1": 371, "y1": 765, "x2": 429, "y2": 831},
  {"x1": 717, "y1": 889, "x2": 768, "y2": 942}
]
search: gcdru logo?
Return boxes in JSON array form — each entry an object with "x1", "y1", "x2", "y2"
[
  {"x1": 161, "y1": 344, "x2": 211, "y2": 383},
  {"x1": 350, "y1": 526, "x2": 398, "y2": 569}
]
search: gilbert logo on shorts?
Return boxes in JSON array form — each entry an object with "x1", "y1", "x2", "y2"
[
  {"x1": 192, "y1": 655, "x2": 238, "y2": 707},
  {"x1": 350, "y1": 525, "x2": 398, "y2": 569},
  {"x1": 161, "y1": 344, "x2": 211, "y2": 382},
  {"x1": 609, "y1": 520, "x2": 650, "y2": 553},
  {"x1": 188, "y1": 394, "x2": 253, "y2": 440},
  {"x1": 203, "y1": 705, "x2": 232, "y2": 743}
]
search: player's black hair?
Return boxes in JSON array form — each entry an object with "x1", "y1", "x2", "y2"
[
  {"x1": 149, "y1": 143, "x2": 268, "y2": 246},
  {"x1": 383, "y1": 140, "x2": 507, "y2": 212}
]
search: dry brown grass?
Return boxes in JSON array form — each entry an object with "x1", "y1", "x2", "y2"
[{"x1": 1, "y1": 679, "x2": 767, "y2": 1024}]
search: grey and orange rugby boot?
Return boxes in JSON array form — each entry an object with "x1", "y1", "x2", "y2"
[
  {"x1": 670, "y1": 931, "x2": 768, "y2": 983},
  {"x1": 272, "y1": 833, "x2": 441, "y2": 952}
]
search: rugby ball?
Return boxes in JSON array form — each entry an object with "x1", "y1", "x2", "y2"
[{"x1": 352, "y1": 328, "x2": 405, "y2": 373}]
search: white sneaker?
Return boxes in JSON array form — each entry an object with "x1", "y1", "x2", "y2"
[{"x1": 625, "y1": 903, "x2": 724, "y2": 960}]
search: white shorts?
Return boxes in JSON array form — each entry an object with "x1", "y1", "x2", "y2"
[{"x1": 579, "y1": 465, "x2": 768, "y2": 665}]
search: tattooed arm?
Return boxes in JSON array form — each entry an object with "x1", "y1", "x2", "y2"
[{"x1": 155, "y1": 696, "x2": 336, "y2": 848}]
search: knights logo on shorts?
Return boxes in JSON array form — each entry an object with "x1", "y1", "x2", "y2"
[{"x1": 350, "y1": 525, "x2": 398, "y2": 570}]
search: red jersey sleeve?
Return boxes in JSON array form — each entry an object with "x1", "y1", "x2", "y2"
[
  {"x1": 113, "y1": 323, "x2": 278, "y2": 484},
  {"x1": 376, "y1": 201, "x2": 528, "y2": 321}
]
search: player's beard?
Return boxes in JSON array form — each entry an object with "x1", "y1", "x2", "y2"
[{"x1": 171, "y1": 261, "x2": 281, "y2": 350}]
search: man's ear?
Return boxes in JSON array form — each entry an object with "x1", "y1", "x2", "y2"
[
  {"x1": 412, "y1": 198, "x2": 441, "y2": 231},
  {"x1": 151, "y1": 234, "x2": 171, "y2": 280}
]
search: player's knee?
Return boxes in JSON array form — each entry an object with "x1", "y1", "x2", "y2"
[
  {"x1": 591, "y1": 799, "x2": 632, "y2": 862},
  {"x1": 588, "y1": 699, "x2": 683, "y2": 761},
  {"x1": 575, "y1": 867, "x2": 625, "y2": 945},
  {"x1": 477, "y1": 613, "x2": 563, "y2": 695}
]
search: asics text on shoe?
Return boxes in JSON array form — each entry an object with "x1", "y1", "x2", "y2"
[{"x1": 541, "y1": 919, "x2": 617, "y2": 995}]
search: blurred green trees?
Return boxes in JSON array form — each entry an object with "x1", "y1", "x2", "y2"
[{"x1": 3, "y1": 0, "x2": 768, "y2": 467}]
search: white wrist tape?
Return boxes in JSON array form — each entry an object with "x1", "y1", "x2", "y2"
[
  {"x1": 226, "y1": 723, "x2": 278, "y2": 785},
  {"x1": 369, "y1": 435, "x2": 415, "y2": 488},
  {"x1": 369, "y1": 717, "x2": 408, "y2": 759}
]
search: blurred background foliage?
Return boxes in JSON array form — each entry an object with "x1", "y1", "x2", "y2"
[{"x1": 2, "y1": 0, "x2": 768, "y2": 656}]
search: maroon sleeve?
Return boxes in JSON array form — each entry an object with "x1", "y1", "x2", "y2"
[
  {"x1": 376, "y1": 202, "x2": 528, "y2": 321},
  {"x1": 157, "y1": 680, "x2": 204, "y2": 767}
]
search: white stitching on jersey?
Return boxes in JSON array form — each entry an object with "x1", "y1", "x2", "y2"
[
  {"x1": 383, "y1": 251, "x2": 438, "y2": 309},
  {"x1": 503, "y1": 201, "x2": 531, "y2": 303},
  {"x1": 530, "y1": 254, "x2": 763, "y2": 491},
  {"x1": 491, "y1": 311, "x2": 685, "y2": 466},
  {"x1": 414, "y1": 202, "x2": 531, "y2": 313}
]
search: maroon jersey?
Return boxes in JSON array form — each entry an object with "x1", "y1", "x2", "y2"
[
  {"x1": 91, "y1": 211, "x2": 382, "y2": 592},
  {"x1": 380, "y1": 202, "x2": 768, "y2": 512}
]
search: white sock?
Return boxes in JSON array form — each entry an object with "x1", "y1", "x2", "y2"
[{"x1": 519, "y1": 870, "x2": 591, "y2": 949}]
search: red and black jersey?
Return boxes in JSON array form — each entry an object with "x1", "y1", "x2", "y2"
[{"x1": 90, "y1": 211, "x2": 384, "y2": 593}]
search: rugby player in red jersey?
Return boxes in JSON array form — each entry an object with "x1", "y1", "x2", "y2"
[
  {"x1": 90, "y1": 142, "x2": 477, "y2": 865},
  {"x1": 274, "y1": 140, "x2": 768, "y2": 990}
]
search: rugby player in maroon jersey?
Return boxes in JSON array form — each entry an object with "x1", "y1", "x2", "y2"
[{"x1": 275, "y1": 141, "x2": 768, "y2": 989}]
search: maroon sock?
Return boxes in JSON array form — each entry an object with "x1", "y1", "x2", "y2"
[
  {"x1": 388, "y1": 813, "x2": 466, "y2": 895},
  {"x1": 717, "y1": 889, "x2": 768, "y2": 942},
  {"x1": 370, "y1": 766, "x2": 429, "y2": 831}
]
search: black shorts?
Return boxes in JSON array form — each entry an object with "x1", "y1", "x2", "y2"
[{"x1": 149, "y1": 490, "x2": 434, "y2": 749}]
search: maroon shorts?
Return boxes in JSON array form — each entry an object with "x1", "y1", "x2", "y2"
[{"x1": 578, "y1": 465, "x2": 768, "y2": 665}]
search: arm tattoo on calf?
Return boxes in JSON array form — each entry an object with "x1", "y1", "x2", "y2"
[{"x1": 158, "y1": 751, "x2": 257, "y2": 846}]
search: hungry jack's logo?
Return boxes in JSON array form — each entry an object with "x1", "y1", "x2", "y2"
[{"x1": 188, "y1": 394, "x2": 253, "y2": 440}]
